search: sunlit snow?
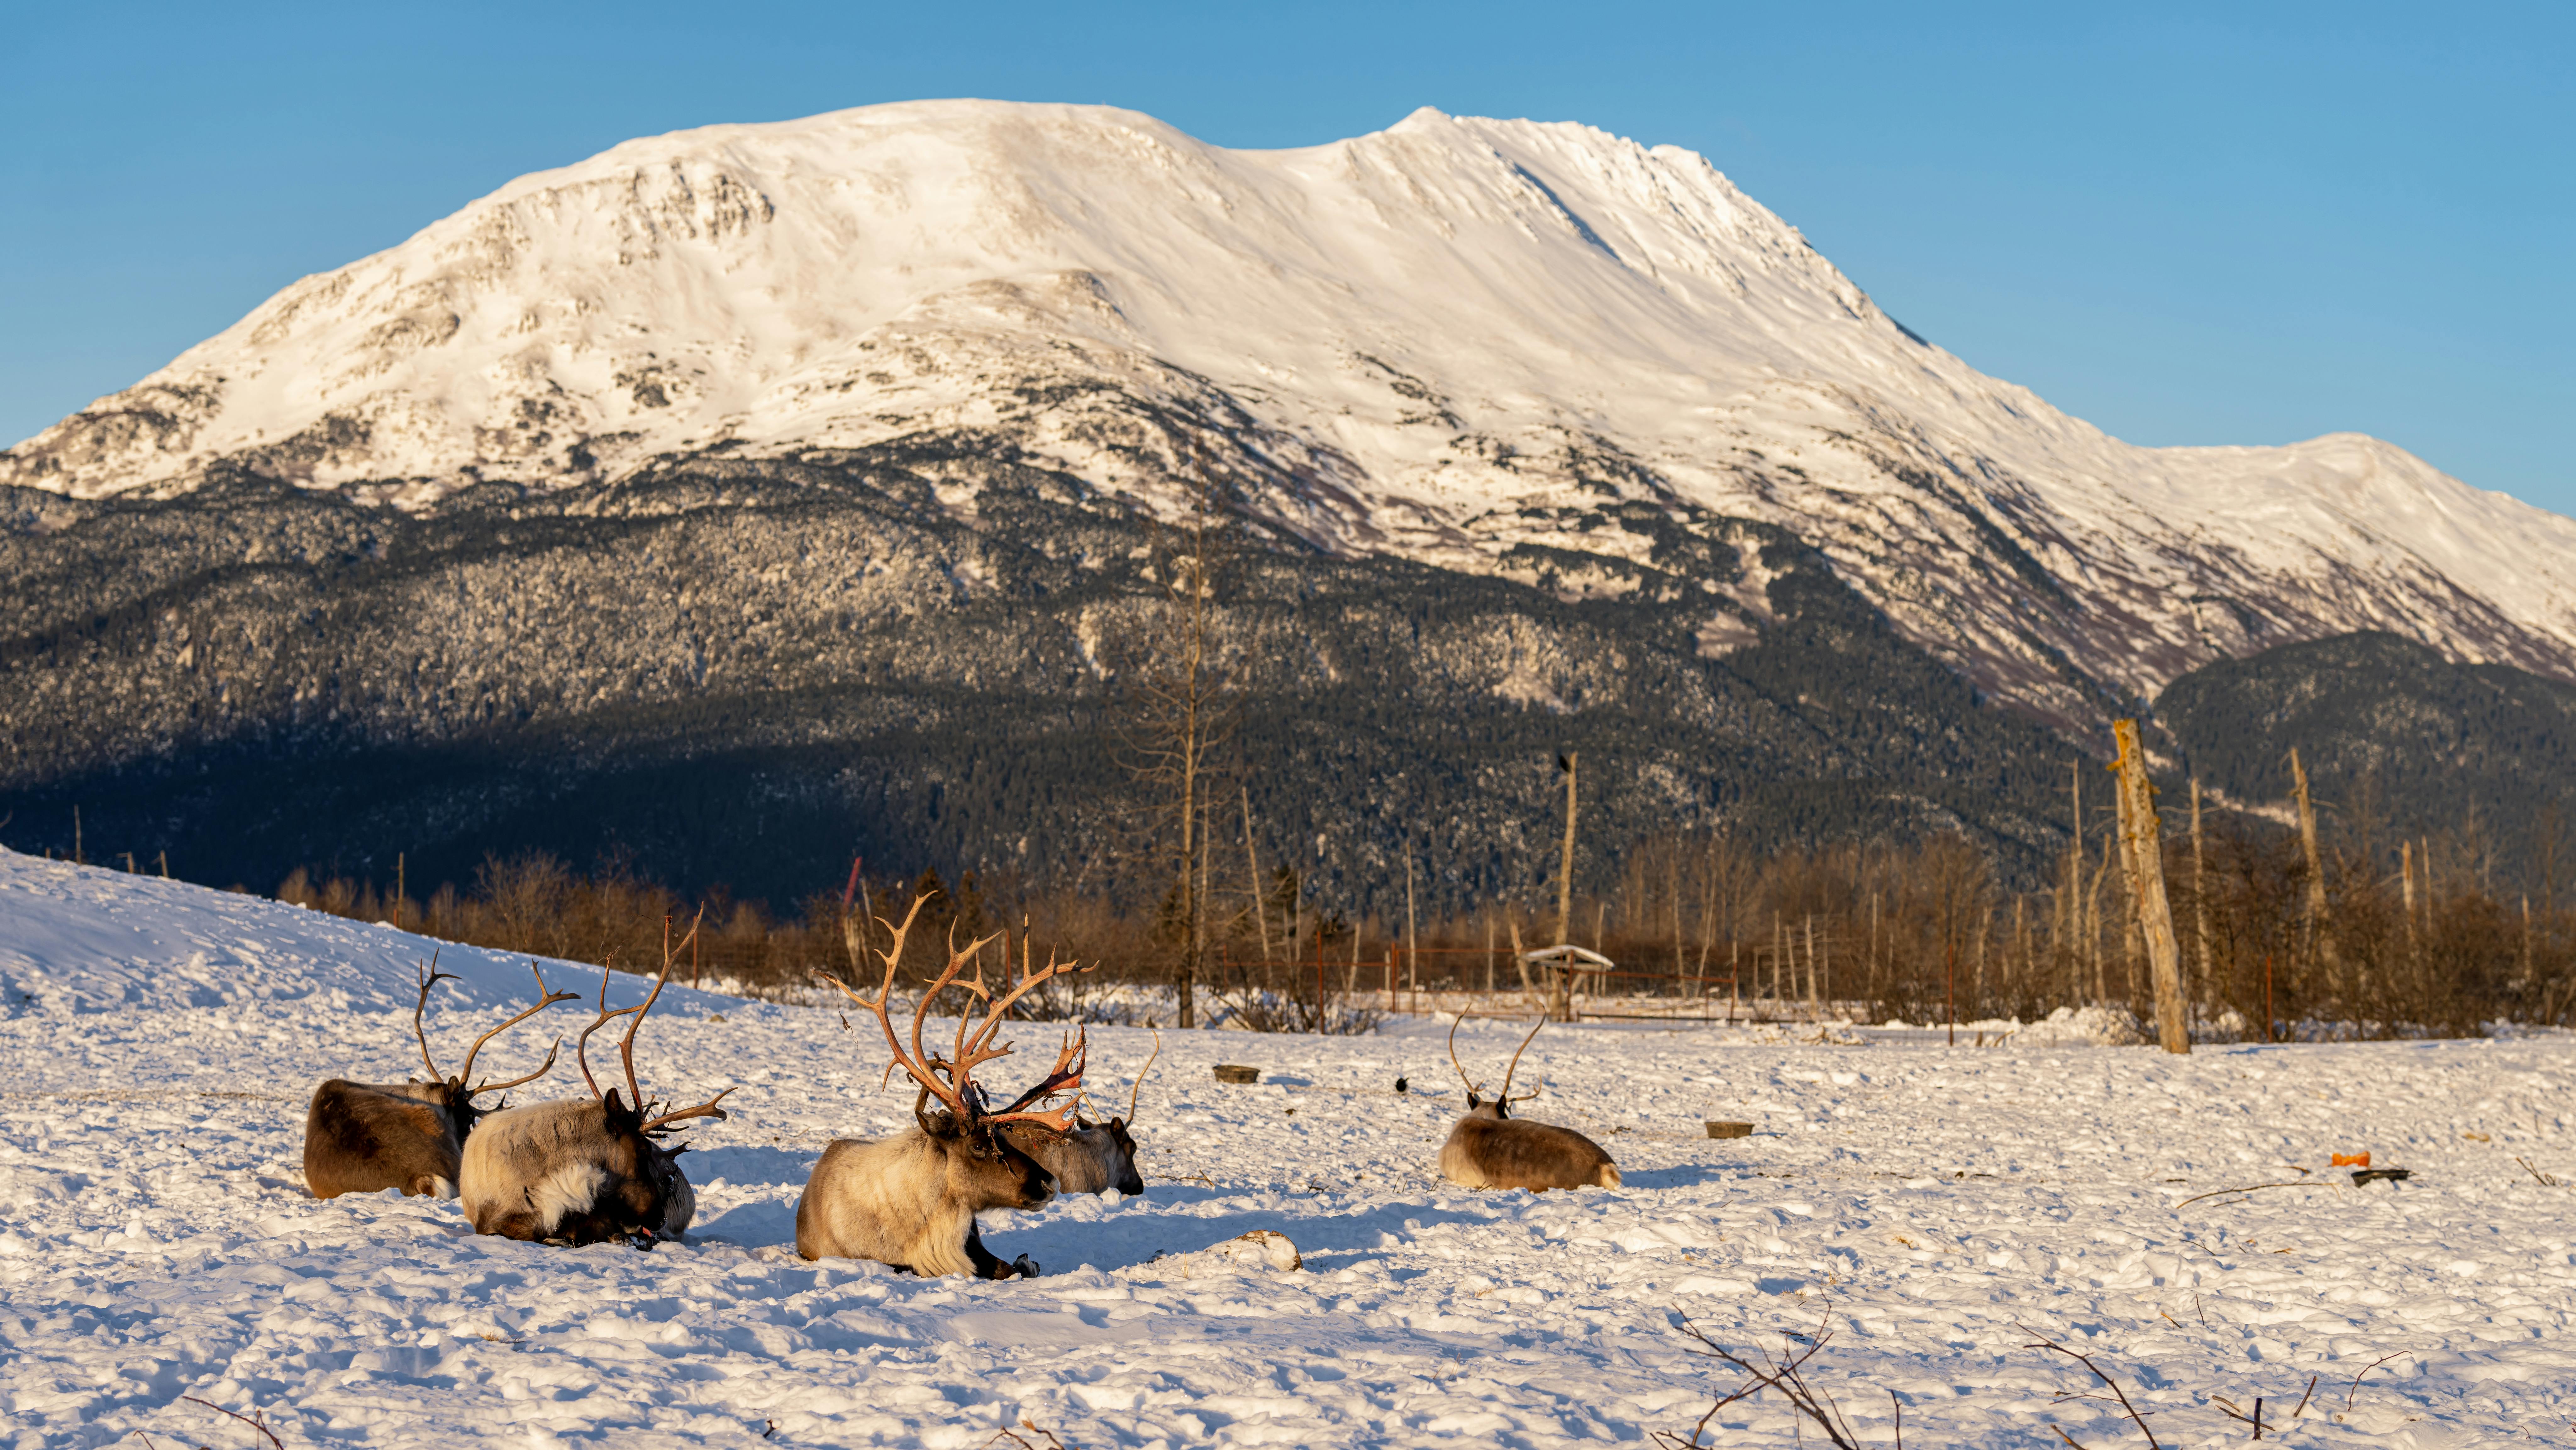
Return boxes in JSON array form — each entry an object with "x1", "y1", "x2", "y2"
[{"x1": 4, "y1": 849, "x2": 2571, "y2": 1446}]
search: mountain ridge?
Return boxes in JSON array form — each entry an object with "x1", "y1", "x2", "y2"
[{"x1": 9, "y1": 99, "x2": 2574, "y2": 734}]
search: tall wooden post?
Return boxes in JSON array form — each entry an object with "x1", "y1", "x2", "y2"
[
  {"x1": 2401, "y1": 839, "x2": 2420, "y2": 980},
  {"x1": 1242, "y1": 787, "x2": 1271, "y2": 968},
  {"x1": 2113, "y1": 720, "x2": 2190, "y2": 1053},
  {"x1": 1670, "y1": 848, "x2": 1686, "y2": 984},
  {"x1": 1349, "y1": 910, "x2": 1363, "y2": 997},
  {"x1": 1556, "y1": 753, "x2": 1579, "y2": 948},
  {"x1": 2289, "y1": 748, "x2": 2341, "y2": 990},
  {"x1": 1773, "y1": 912, "x2": 1785, "y2": 1014},
  {"x1": 1804, "y1": 914, "x2": 1819, "y2": 1020},
  {"x1": 2063, "y1": 762, "x2": 2083, "y2": 998},
  {"x1": 1405, "y1": 846, "x2": 1420, "y2": 1007},
  {"x1": 2190, "y1": 780, "x2": 2211, "y2": 1016},
  {"x1": 1972, "y1": 898, "x2": 1986, "y2": 1020},
  {"x1": 2081, "y1": 834, "x2": 2102, "y2": 1004}
]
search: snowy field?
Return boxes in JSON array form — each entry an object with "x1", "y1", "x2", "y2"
[{"x1": 3, "y1": 849, "x2": 2573, "y2": 1448}]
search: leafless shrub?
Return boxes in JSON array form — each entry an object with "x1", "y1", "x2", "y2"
[
  {"x1": 2019, "y1": 1324, "x2": 2162, "y2": 1448},
  {"x1": 162, "y1": 1395, "x2": 284, "y2": 1448},
  {"x1": 986, "y1": 1419, "x2": 1071, "y2": 1450},
  {"x1": 1655, "y1": 1310, "x2": 1865, "y2": 1450}
]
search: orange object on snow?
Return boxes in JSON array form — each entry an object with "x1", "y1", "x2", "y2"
[{"x1": 2331, "y1": 1151, "x2": 2371, "y2": 1167}]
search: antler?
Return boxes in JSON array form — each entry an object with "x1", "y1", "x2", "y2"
[
  {"x1": 985, "y1": 1028, "x2": 1089, "y2": 1133},
  {"x1": 1447, "y1": 1013, "x2": 1484, "y2": 1097},
  {"x1": 952, "y1": 943, "x2": 1091, "y2": 1092},
  {"x1": 619, "y1": 910, "x2": 734, "y2": 1135},
  {"x1": 1499, "y1": 1016, "x2": 1546, "y2": 1102},
  {"x1": 1124, "y1": 1029, "x2": 1162, "y2": 1124},
  {"x1": 817, "y1": 901, "x2": 1091, "y2": 1136},
  {"x1": 576, "y1": 963, "x2": 645, "y2": 1104},
  {"x1": 455, "y1": 960, "x2": 582, "y2": 1095},
  {"x1": 819, "y1": 894, "x2": 963, "y2": 1128},
  {"x1": 411, "y1": 953, "x2": 460, "y2": 1082}
]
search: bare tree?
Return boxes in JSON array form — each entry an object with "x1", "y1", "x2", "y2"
[{"x1": 1113, "y1": 458, "x2": 1237, "y2": 1028}]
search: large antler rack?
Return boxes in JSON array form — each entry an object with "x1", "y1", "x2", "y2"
[
  {"x1": 455, "y1": 961, "x2": 582, "y2": 1098},
  {"x1": 819, "y1": 895, "x2": 1093, "y2": 1138},
  {"x1": 412, "y1": 953, "x2": 461, "y2": 1084},
  {"x1": 573, "y1": 913, "x2": 739, "y2": 1139}
]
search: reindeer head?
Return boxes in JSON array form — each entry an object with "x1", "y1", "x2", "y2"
[
  {"x1": 821, "y1": 895, "x2": 1092, "y2": 1210},
  {"x1": 1449, "y1": 1013, "x2": 1546, "y2": 1121},
  {"x1": 408, "y1": 954, "x2": 580, "y2": 1136},
  {"x1": 567, "y1": 914, "x2": 736, "y2": 1244}
]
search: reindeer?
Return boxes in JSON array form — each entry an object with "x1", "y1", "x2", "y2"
[
  {"x1": 798, "y1": 898, "x2": 1089, "y2": 1277},
  {"x1": 303, "y1": 958, "x2": 578, "y2": 1199},
  {"x1": 1438, "y1": 1014, "x2": 1621, "y2": 1191},
  {"x1": 460, "y1": 927, "x2": 736, "y2": 1248},
  {"x1": 1007, "y1": 1030, "x2": 1158, "y2": 1196}
]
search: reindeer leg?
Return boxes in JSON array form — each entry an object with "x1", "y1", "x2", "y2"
[{"x1": 964, "y1": 1223, "x2": 1039, "y2": 1280}]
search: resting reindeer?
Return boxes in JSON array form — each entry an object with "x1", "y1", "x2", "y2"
[
  {"x1": 1007, "y1": 1029, "x2": 1157, "y2": 1197},
  {"x1": 304, "y1": 958, "x2": 578, "y2": 1199},
  {"x1": 798, "y1": 899, "x2": 1089, "y2": 1277},
  {"x1": 460, "y1": 932, "x2": 736, "y2": 1248},
  {"x1": 1438, "y1": 1014, "x2": 1621, "y2": 1191}
]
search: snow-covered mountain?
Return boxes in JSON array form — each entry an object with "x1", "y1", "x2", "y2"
[{"x1": 10, "y1": 99, "x2": 2573, "y2": 724}]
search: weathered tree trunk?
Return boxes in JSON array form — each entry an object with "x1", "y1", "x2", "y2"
[
  {"x1": 2190, "y1": 778, "x2": 2211, "y2": 1018},
  {"x1": 1241, "y1": 787, "x2": 1270, "y2": 970},
  {"x1": 2402, "y1": 838, "x2": 2420, "y2": 981},
  {"x1": 1804, "y1": 914, "x2": 1820, "y2": 1020},
  {"x1": 1404, "y1": 846, "x2": 1419, "y2": 1005},
  {"x1": 2088, "y1": 834, "x2": 2112, "y2": 1003},
  {"x1": 2290, "y1": 747, "x2": 2341, "y2": 1000},
  {"x1": 2114, "y1": 720, "x2": 2190, "y2": 1053},
  {"x1": 1512, "y1": 914, "x2": 1536, "y2": 1000},
  {"x1": 1671, "y1": 848, "x2": 1686, "y2": 984},
  {"x1": 1973, "y1": 897, "x2": 1987, "y2": 1019},
  {"x1": 1485, "y1": 910, "x2": 1496, "y2": 995},
  {"x1": 1556, "y1": 753, "x2": 1579, "y2": 949},
  {"x1": 2065, "y1": 760, "x2": 2084, "y2": 990},
  {"x1": 1773, "y1": 912, "x2": 1786, "y2": 1013}
]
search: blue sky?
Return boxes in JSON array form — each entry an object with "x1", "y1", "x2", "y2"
[{"x1": 6, "y1": 2, "x2": 2570, "y2": 511}]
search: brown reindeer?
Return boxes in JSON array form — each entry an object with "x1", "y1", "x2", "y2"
[
  {"x1": 797, "y1": 898, "x2": 1089, "y2": 1277},
  {"x1": 1437, "y1": 1015, "x2": 1620, "y2": 1191},
  {"x1": 303, "y1": 958, "x2": 578, "y2": 1199},
  {"x1": 460, "y1": 924, "x2": 736, "y2": 1248},
  {"x1": 1007, "y1": 1029, "x2": 1157, "y2": 1197}
]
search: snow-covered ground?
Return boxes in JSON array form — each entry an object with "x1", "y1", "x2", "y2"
[{"x1": 4, "y1": 848, "x2": 2572, "y2": 1447}]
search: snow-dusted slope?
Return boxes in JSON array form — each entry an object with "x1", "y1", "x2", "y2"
[
  {"x1": 9, "y1": 100, "x2": 2573, "y2": 712},
  {"x1": 0, "y1": 847, "x2": 730, "y2": 1020}
]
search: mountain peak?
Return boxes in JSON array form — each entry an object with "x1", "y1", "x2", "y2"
[{"x1": 7, "y1": 99, "x2": 2573, "y2": 717}]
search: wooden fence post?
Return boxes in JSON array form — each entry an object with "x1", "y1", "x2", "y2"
[{"x1": 2114, "y1": 720, "x2": 2190, "y2": 1053}]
